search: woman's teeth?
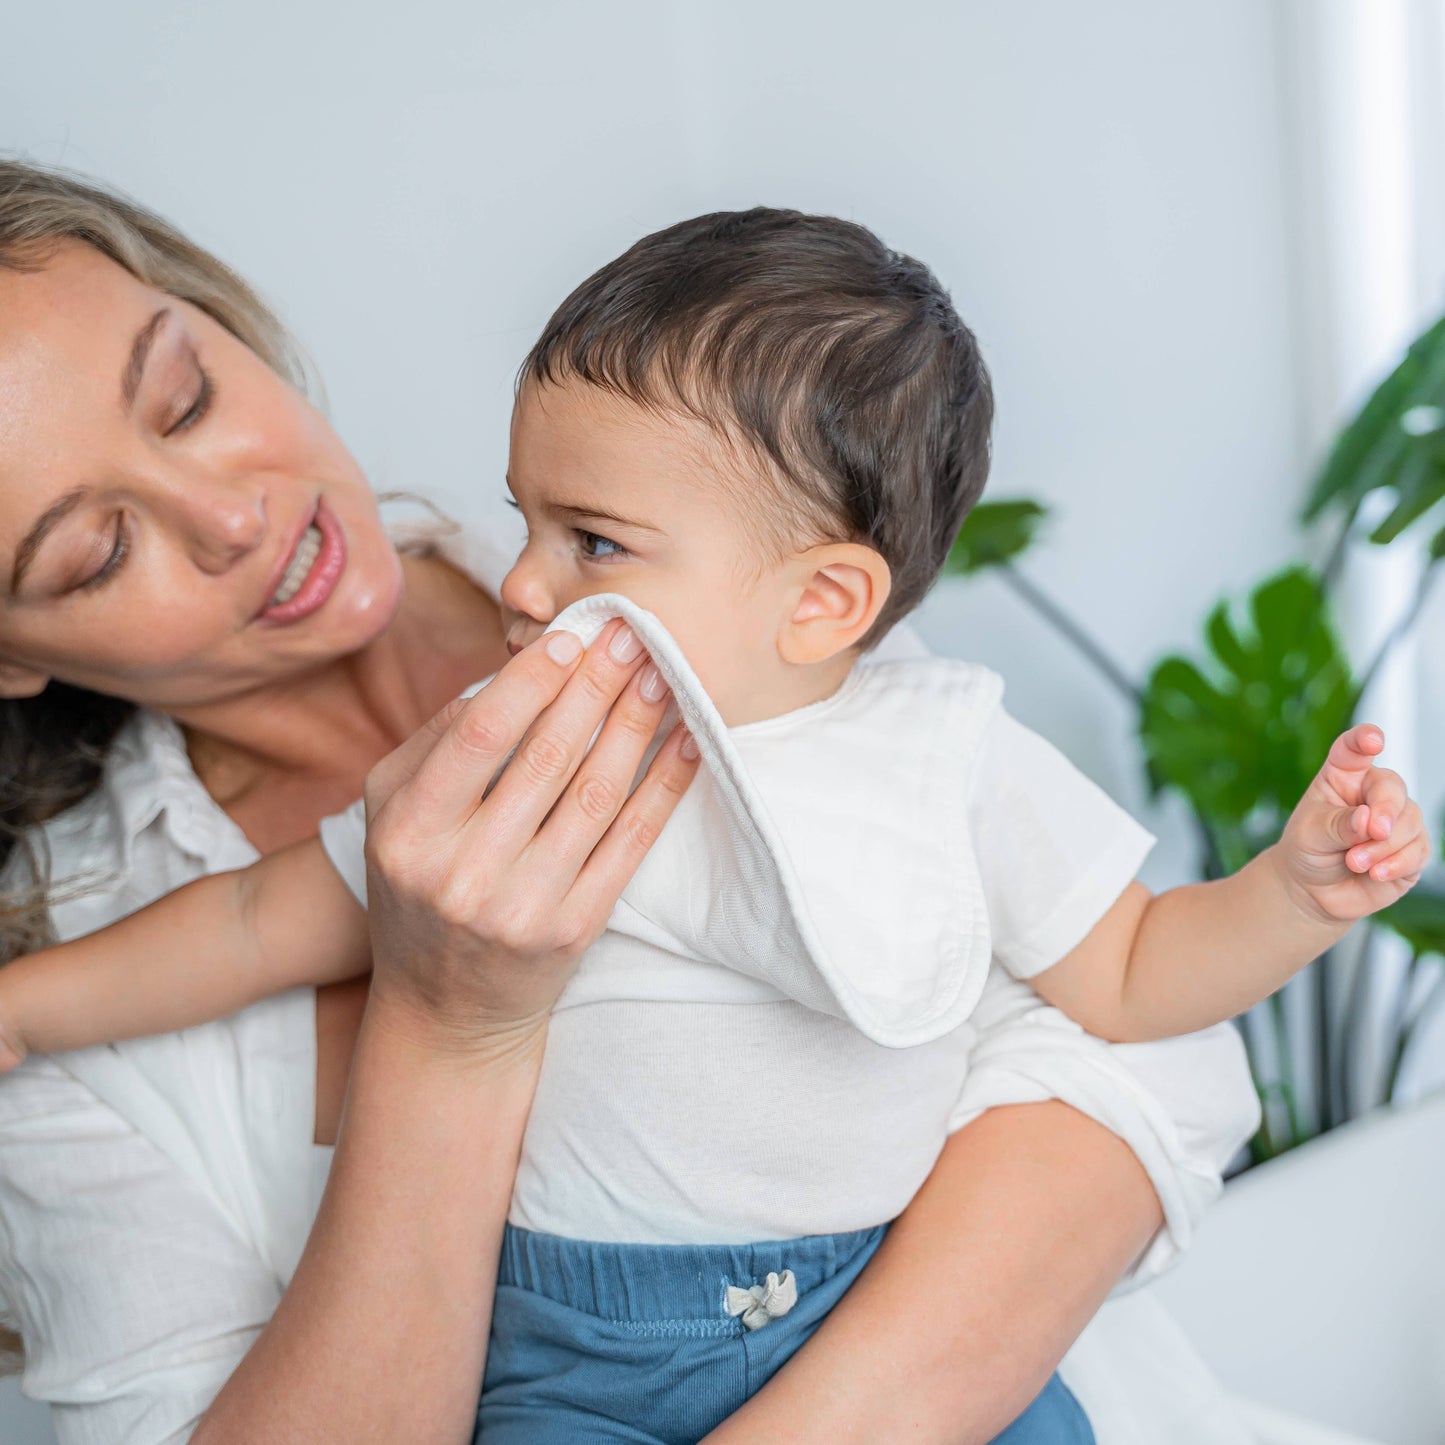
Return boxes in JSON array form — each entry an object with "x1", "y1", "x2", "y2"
[{"x1": 270, "y1": 525, "x2": 322, "y2": 606}]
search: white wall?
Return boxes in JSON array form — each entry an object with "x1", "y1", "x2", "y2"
[
  {"x1": 0, "y1": 0, "x2": 1310, "y2": 885},
  {"x1": 0, "y1": 1, "x2": 1356, "y2": 1437}
]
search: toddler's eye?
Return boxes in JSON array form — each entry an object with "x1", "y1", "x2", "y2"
[{"x1": 578, "y1": 530, "x2": 627, "y2": 561}]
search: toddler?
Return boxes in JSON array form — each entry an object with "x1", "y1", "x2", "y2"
[{"x1": 0, "y1": 210, "x2": 1428, "y2": 1445}]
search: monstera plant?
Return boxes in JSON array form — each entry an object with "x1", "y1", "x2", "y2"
[{"x1": 946, "y1": 313, "x2": 1445, "y2": 1162}]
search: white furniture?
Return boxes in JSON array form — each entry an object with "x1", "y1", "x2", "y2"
[{"x1": 1158, "y1": 1090, "x2": 1445, "y2": 1445}]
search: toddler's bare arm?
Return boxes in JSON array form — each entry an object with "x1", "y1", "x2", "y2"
[
  {"x1": 0, "y1": 837, "x2": 368, "y2": 1069},
  {"x1": 1032, "y1": 723, "x2": 1429, "y2": 1042}
]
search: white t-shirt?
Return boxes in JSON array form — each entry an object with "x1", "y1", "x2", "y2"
[
  {"x1": 319, "y1": 592, "x2": 1234, "y2": 1255},
  {"x1": 0, "y1": 529, "x2": 1260, "y2": 1445}
]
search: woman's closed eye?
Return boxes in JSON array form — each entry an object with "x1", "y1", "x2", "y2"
[
  {"x1": 69, "y1": 367, "x2": 210, "y2": 593},
  {"x1": 163, "y1": 363, "x2": 216, "y2": 437},
  {"x1": 75, "y1": 513, "x2": 129, "y2": 593}
]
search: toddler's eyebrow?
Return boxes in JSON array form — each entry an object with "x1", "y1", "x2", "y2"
[
  {"x1": 504, "y1": 474, "x2": 662, "y2": 535},
  {"x1": 550, "y1": 500, "x2": 663, "y2": 535}
]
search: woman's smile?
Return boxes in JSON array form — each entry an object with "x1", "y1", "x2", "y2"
[{"x1": 256, "y1": 498, "x2": 348, "y2": 625}]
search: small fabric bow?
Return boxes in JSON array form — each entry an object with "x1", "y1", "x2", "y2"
[{"x1": 724, "y1": 1270, "x2": 799, "y2": 1331}]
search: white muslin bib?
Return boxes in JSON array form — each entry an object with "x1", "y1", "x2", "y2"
[
  {"x1": 550, "y1": 594, "x2": 1004, "y2": 1047},
  {"x1": 323, "y1": 596, "x2": 1021, "y2": 1242}
]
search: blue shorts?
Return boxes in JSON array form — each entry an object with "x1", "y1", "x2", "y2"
[{"x1": 476, "y1": 1224, "x2": 1093, "y2": 1444}]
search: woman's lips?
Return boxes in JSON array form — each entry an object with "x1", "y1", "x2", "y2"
[{"x1": 258, "y1": 500, "x2": 347, "y2": 624}]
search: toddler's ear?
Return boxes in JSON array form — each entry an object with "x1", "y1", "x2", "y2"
[{"x1": 777, "y1": 543, "x2": 891, "y2": 665}]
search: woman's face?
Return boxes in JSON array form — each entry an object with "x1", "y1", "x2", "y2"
[{"x1": 0, "y1": 242, "x2": 403, "y2": 711}]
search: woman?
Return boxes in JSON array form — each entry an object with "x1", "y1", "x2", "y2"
[{"x1": 0, "y1": 160, "x2": 1258, "y2": 1444}]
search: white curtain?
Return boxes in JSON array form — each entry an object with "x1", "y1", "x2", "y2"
[{"x1": 1276, "y1": 0, "x2": 1445, "y2": 1114}]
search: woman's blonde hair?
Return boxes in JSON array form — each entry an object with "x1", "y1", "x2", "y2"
[{"x1": 0, "y1": 158, "x2": 309, "y2": 1372}]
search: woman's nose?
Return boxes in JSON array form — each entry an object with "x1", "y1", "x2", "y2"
[{"x1": 170, "y1": 478, "x2": 268, "y2": 573}]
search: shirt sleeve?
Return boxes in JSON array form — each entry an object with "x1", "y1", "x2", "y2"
[
  {"x1": 0, "y1": 1059, "x2": 283, "y2": 1445},
  {"x1": 318, "y1": 797, "x2": 368, "y2": 909},
  {"x1": 969, "y1": 708, "x2": 1156, "y2": 980},
  {"x1": 956, "y1": 708, "x2": 1259, "y2": 1284},
  {"x1": 950, "y1": 966, "x2": 1261, "y2": 1287}
]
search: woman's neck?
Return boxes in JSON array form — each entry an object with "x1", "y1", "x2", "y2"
[{"x1": 177, "y1": 551, "x2": 508, "y2": 811}]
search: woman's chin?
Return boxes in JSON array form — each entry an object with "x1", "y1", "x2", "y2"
[{"x1": 325, "y1": 536, "x2": 406, "y2": 650}]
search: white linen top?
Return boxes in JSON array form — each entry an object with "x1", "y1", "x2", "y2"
[
  {"x1": 322, "y1": 591, "x2": 1239, "y2": 1253},
  {"x1": 0, "y1": 529, "x2": 1262, "y2": 1445}
]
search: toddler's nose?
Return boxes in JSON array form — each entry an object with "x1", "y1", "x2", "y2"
[{"x1": 499, "y1": 555, "x2": 552, "y2": 623}]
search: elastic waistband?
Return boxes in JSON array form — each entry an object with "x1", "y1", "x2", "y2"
[{"x1": 497, "y1": 1224, "x2": 886, "y2": 1323}]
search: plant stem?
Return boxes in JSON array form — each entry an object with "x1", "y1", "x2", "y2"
[
  {"x1": 1248, "y1": 1092, "x2": 1277, "y2": 1164},
  {"x1": 1268, "y1": 991, "x2": 1305, "y2": 1146},
  {"x1": 1338, "y1": 927, "x2": 1375, "y2": 1116},
  {"x1": 1351, "y1": 560, "x2": 1440, "y2": 713},
  {"x1": 1381, "y1": 950, "x2": 1423, "y2": 1102},
  {"x1": 1385, "y1": 960, "x2": 1445, "y2": 1103},
  {"x1": 996, "y1": 564, "x2": 1144, "y2": 707},
  {"x1": 1320, "y1": 508, "x2": 1357, "y2": 592},
  {"x1": 1313, "y1": 952, "x2": 1335, "y2": 1132},
  {"x1": 995, "y1": 561, "x2": 1229, "y2": 877}
]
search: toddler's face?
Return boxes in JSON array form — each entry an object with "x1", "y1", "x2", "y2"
[{"x1": 500, "y1": 378, "x2": 808, "y2": 724}]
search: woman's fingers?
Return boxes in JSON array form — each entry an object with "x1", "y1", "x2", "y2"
[
  {"x1": 390, "y1": 630, "x2": 586, "y2": 836},
  {"x1": 565, "y1": 720, "x2": 700, "y2": 929},
  {"x1": 529, "y1": 660, "x2": 676, "y2": 874},
  {"x1": 364, "y1": 693, "x2": 470, "y2": 817},
  {"x1": 478, "y1": 621, "x2": 651, "y2": 852}
]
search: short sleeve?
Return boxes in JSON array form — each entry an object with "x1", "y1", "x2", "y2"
[
  {"x1": 0, "y1": 1059, "x2": 283, "y2": 1445},
  {"x1": 318, "y1": 797, "x2": 368, "y2": 909},
  {"x1": 950, "y1": 967, "x2": 1261, "y2": 1286},
  {"x1": 970, "y1": 709, "x2": 1155, "y2": 980}
]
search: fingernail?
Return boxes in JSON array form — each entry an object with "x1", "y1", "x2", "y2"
[
  {"x1": 545, "y1": 630, "x2": 583, "y2": 664},
  {"x1": 680, "y1": 730, "x2": 700, "y2": 761},
  {"x1": 640, "y1": 664, "x2": 667, "y2": 703},
  {"x1": 609, "y1": 625, "x2": 643, "y2": 663}
]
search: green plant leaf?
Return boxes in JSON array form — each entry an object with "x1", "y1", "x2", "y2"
[
  {"x1": 1302, "y1": 312, "x2": 1445, "y2": 555},
  {"x1": 1140, "y1": 567, "x2": 1355, "y2": 874},
  {"x1": 1375, "y1": 883, "x2": 1445, "y2": 960},
  {"x1": 945, "y1": 500, "x2": 1049, "y2": 575}
]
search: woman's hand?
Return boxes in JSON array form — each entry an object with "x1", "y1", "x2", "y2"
[
  {"x1": 361, "y1": 619, "x2": 698, "y2": 1058},
  {"x1": 194, "y1": 621, "x2": 695, "y2": 1445}
]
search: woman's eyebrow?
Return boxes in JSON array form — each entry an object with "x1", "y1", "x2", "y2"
[
  {"x1": 120, "y1": 308, "x2": 170, "y2": 410},
  {"x1": 10, "y1": 486, "x2": 89, "y2": 593},
  {"x1": 9, "y1": 310, "x2": 169, "y2": 594}
]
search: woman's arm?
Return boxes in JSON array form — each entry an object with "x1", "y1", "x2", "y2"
[
  {"x1": 189, "y1": 622, "x2": 698, "y2": 1445},
  {"x1": 703, "y1": 973, "x2": 1259, "y2": 1445},
  {"x1": 191, "y1": 1001, "x2": 541, "y2": 1442}
]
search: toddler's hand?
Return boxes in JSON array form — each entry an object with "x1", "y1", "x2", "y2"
[{"x1": 1276, "y1": 724, "x2": 1430, "y2": 925}]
